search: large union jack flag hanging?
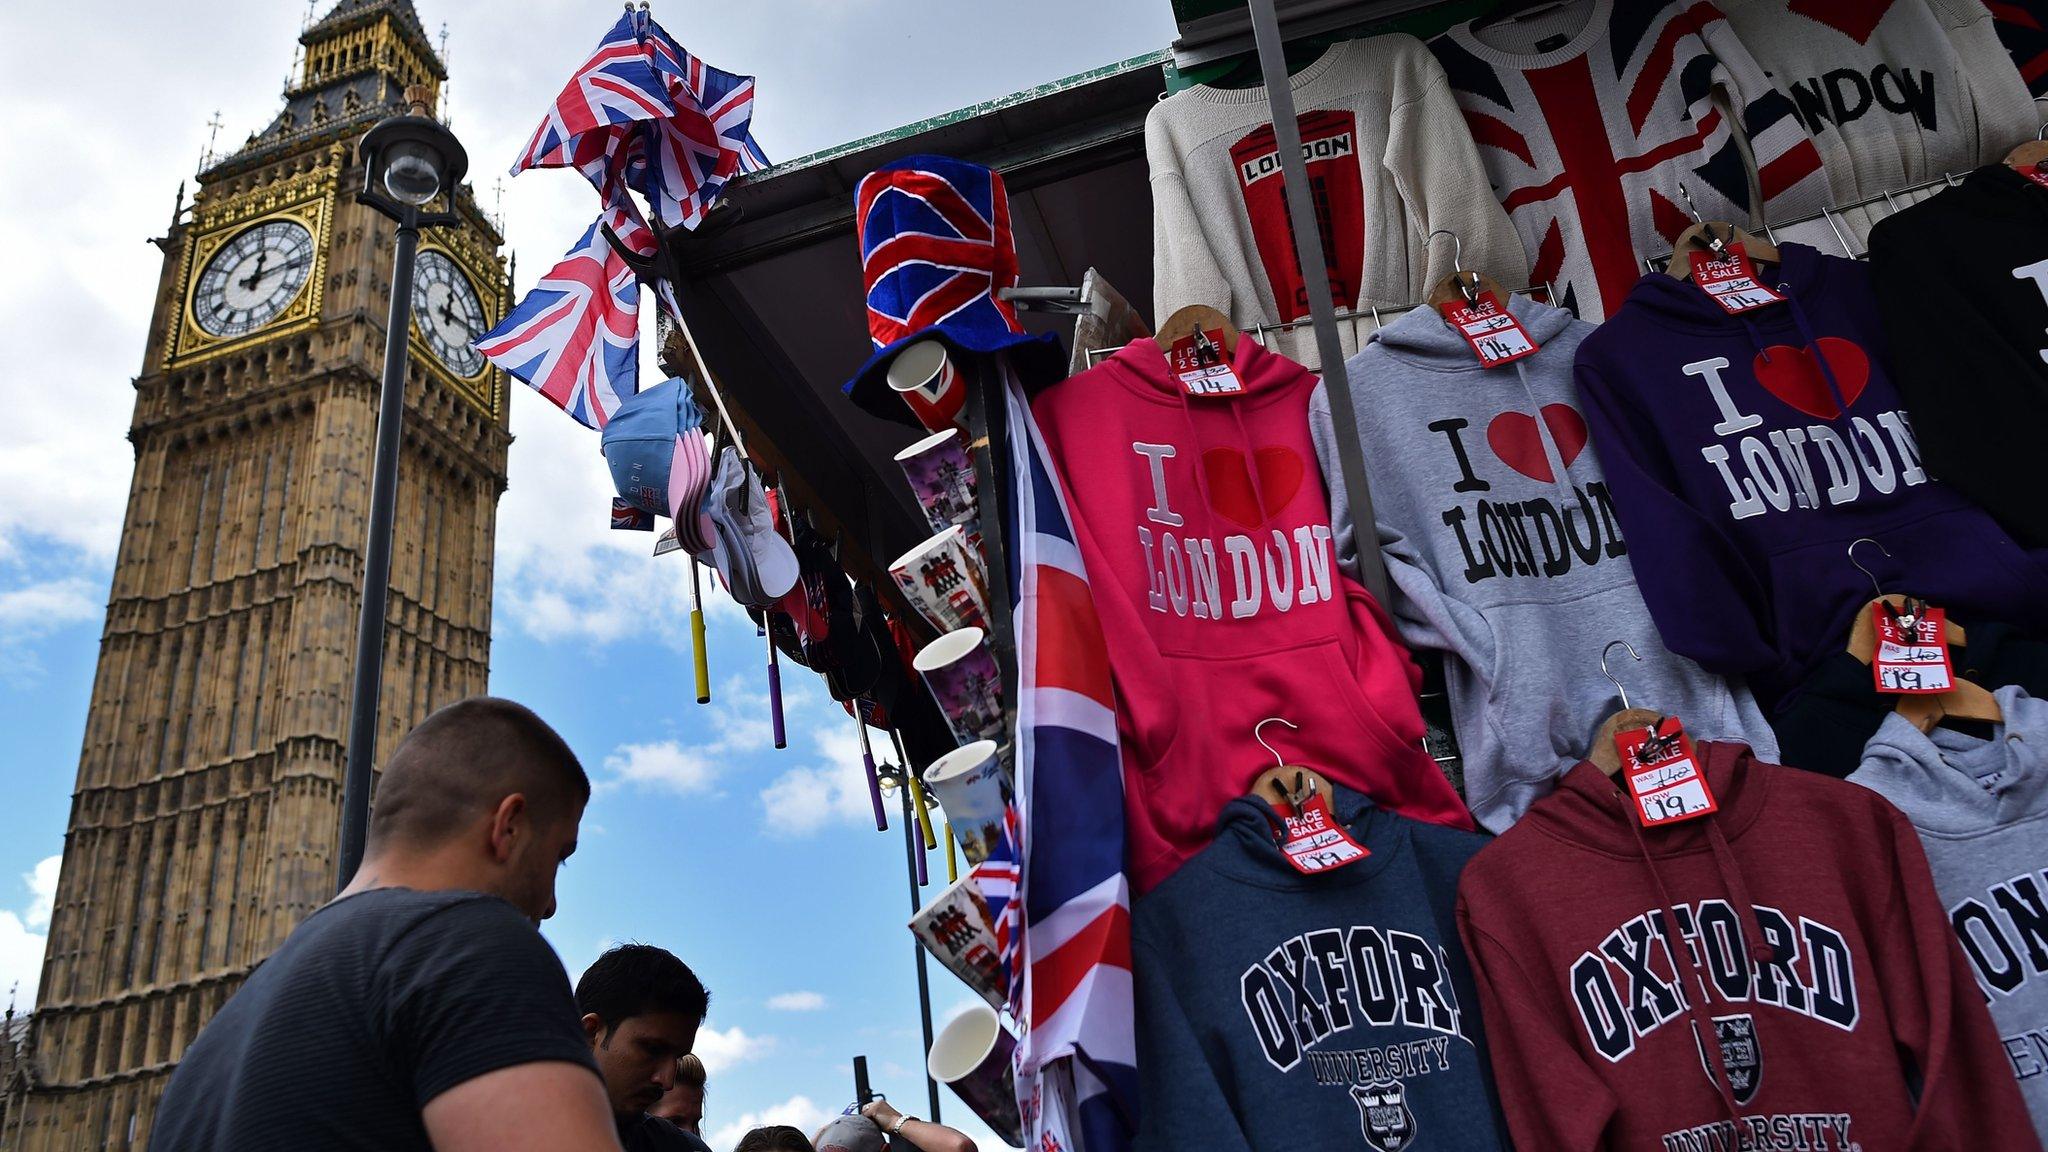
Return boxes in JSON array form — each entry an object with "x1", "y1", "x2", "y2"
[
  {"x1": 474, "y1": 216, "x2": 640, "y2": 430},
  {"x1": 1000, "y1": 365, "x2": 1136, "y2": 1152},
  {"x1": 511, "y1": 5, "x2": 767, "y2": 232}
]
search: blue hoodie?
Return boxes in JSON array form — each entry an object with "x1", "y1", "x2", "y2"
[
  {"x1": 1573, "y1": 243, "x2": 2048, "y2": 709},
  {"x1": 1132, "y1": 786, "x2": 1508, "y2": 1151}
]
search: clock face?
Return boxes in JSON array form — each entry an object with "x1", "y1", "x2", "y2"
[
  {"x1": 194, "y1": 220, "x2": 315, "y2": 338},
  {"x1": 412, "y1": 250, "x2": 488, "y2": 378}
]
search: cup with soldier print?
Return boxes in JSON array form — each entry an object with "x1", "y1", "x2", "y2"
[
  {"x1": 889, "y1": 525, "x2": 988, "y2": 634},
  {"x1": 908, "y1": 876, "x2": 1006, "y2": 1010},
  {"x1": 893, "y1": 428, "x2": 983, "y2": 558},
  {"x1": 913, "y1": 630, "x2": 1005, "y2": 748}
]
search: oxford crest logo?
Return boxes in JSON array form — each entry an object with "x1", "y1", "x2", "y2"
[
  {"x1": 1350, "y1": 1081, "x2": 1416, "y2": 1151},
  {"x1": 1696, "y1": 1013, "x2": 1763, "y2": 1105}
]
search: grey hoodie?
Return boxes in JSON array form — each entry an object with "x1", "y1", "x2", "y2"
[
  {"x1": 1849, "y1": 686, "x2": 2048, "y2": 1142},
  {"x1": 1308, "y1": 295, "x2": 1778, "y2": 831}
]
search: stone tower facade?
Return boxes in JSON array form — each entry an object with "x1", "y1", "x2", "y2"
[{"x1": 11, "y1": 3, "x2": 509, "y2": 1146}]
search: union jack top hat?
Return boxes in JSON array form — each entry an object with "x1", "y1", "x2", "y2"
[{"x1": 842, "y1": 154, "x2": 1062, "y2": 425}]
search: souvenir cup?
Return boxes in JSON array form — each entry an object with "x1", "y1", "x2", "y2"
[
  {"x1": 922, "y1": 739, "x2": 1010, "y2": 866},
  {"x1": 894, "y1": 428, "x2": 983, "y2": 557},
  {"x1": 886, "y1": 340, "x2": 966, "y2": 432},
  {"x1": 913, "y1": 630, "x2": 1006, "y2": 749},
  {"x1": 889, "y1": 525, "x2": 988, "y2": 634},
  {"x1": 928, "y1": 1006, "x2": 1024, "y2": 1146},
  {"x1": 908, "y1": 877, "x2": 1006, "y2": 1010}
]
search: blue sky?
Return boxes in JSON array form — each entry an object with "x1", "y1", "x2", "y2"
[{"x1": 0, "y1": 1, "x2": 1175, "y2": 1146}]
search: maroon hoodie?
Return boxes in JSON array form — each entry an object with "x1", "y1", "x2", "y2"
[
  {"x1": 1032, "y1": 337, "x2": 1472, "y2": 892},
  {"x1": 1456, "y1": 742, "x2": 2039, "y2": 1151}
]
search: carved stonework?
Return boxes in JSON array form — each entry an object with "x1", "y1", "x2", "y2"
[{"x1": 11, "y1": 4, "x2": 505, "y2": 1148}]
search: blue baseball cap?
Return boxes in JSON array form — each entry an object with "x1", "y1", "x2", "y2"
[{"x1": 600, "y1": 377, "x2": 707, "y2": 519}]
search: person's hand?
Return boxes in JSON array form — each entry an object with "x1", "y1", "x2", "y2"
[{"x1": 861, "y1": 1099, "x2": 904, "y2": 1132}]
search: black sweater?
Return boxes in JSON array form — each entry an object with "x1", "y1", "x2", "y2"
[{"x1": 1868, "y1": 163, "x2": 2048, "y2": 545}]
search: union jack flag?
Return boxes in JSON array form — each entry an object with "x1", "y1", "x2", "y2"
[
  {"x1": 856, "y1": 160, "x2": 1024, "y2": 351},
  {"x1": 474, "y1": 216, "x2": 639, "y2": 430},
  {"x1": 637, "y1": 20, "x2": 769, "y2": 229},
  {"x1": 1000, "y1": 365, "x2": 1135, "y2": 1151},
  {"x1": 969, "y1": 805, "x2": 1022, "y2": 1006},
  {"x1": 512, "y1": 7, "x2": 766, "y2": 232}
]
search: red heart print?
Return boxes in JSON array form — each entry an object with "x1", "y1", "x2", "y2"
[
  {"x1": 1751, "y1": 337, "x2": 1870, "y2": 420},
  {"x1": 1201, "y1": 447, "x2": 1305, "y2": 529},
  {"x1": 1486, "y1": 404, "x2": 1588, "y2": 484},
  {"x1": 1787, "y1": 0, "x2": 1894, "y2": 45}
]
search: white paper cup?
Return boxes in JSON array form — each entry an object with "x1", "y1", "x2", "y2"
[
  {"x1": 923, "y1": 738, "x2": 1009, "y2": 865},
  {"x1": 886, "y1": 340, "x2": 966, "y2": 432},
  {"x1": 928, "y1": 1005, "x2": 1023, "y2": 1146},
  {"x1": 908, "y1": 877, "x2": 1006, "y2": 1010},
  {"x1": 894, "y1": 428, "x2": 983, "y2": 556},
  {"x1": 914, "y1": 628, "x2": 1005, "y2": 748},
  {"x1": 890, "y1": 524, "x2": 988, "y2": 634}
]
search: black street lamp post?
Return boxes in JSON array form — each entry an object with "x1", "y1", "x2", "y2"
[{"x1": 336, "y1": 90, "x2": 469, "y2": 891}]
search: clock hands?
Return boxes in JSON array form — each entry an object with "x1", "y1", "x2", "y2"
[
  {"x1": 237, "y1": 250, "x2": 270, "y2": 291},
  {"x1": 435, "y1": 300, "x2": 476, "y2": 340}
]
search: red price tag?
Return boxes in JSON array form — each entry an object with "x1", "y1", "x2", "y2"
[
  {"x1": 1873, "y1": 603, "x2": 1954, "y2": 694},
  {"x1": 1272, "y1": 794, "x2": 1370, "y2": 874},
  {"x1": 2012, "y1": 163, "x2": 2048, "y2": 191},
  {"x1": 1688, "y1": 244, "x2": 1784, "y2": 315},
  {"x1": 1168, "y1": 329, "x2": 1244, "y2": 397},
  {"x1": 1618, "y1": 717, "x2": 1718, "y2": 828},
  {"x1": 1436, "y1": 291, "x2": 1539, "y2": 368}
]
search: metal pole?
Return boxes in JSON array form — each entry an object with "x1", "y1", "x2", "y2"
[
  {"x1": 900, "y1": 782, "x2": 943, "y2": 1122},
  {"x1": 337, "y1": 211, "x2": 421, "y2": 890},
  {"x1": 1244, "y1": 0, "x2": 1392, "y2": 607}
]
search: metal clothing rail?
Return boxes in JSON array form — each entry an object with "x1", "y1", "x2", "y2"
[
  {"x1": 1644, "y1": 171, "x2": 1966, "y2": 270},
  {"x1": 1077, "y1": 282, "x2": 1558, "y2": 366}
]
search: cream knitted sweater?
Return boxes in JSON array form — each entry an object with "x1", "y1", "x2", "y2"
[
  {"x1": 1145, "y1": 35, "x2": 1527, "y2": 369},
  {"x1": 1720, "y1": 0, "x2": 2036, "y2": 229}
]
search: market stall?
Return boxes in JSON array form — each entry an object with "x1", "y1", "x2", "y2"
[{"x1": 482, "y1": 1, "x2": 2048, "y2": 1149}]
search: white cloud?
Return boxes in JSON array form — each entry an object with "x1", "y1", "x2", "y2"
[
  {"x1": 765, "y1": 990, "x2": 827, "y2": 1012},
  {"x1": 0, "y1": 579, "x2": 100, "y2": 633},
  {"x1": 0, "y1": 576, "x2": 104, "y2": 682},
  {"x1": 692, "y1": 1023, "x2": 775, "y2": 1076},
  {"x1": 599, "y1": 741, "x2": 717, "y2": 797},
  {"x1": 758, "y1": 709, "x2": 904, "y2": 837},
  {"x1": 708, "y1": 1094, "x2": 833, "y2": 1152},
  {"x1": 0, "y1": 856, "x2": 62, "y2": 1009},
  {"x1": 594, "y1": 674, "x2": 798, "y2": 797},
  {"x1": 25, "y1": 855, "x2": 59, "y2": 931}
]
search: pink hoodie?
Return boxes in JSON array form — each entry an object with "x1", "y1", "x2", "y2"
[{"x1": 1032, "y1": 336, "x2": 1473, "y2": 892}]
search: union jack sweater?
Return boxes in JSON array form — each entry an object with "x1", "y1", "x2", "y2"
[
  {"x1": 1430, "y1": 0, "x2": 1832, "y2": 321},
  {"x1": 1990, "y1": 0, "x2": 2048, "y2": 96}
]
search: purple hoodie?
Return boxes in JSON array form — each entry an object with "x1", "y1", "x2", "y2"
[{"x1": 1573, "y1": 243, "x2": 2048, "y2": 708}]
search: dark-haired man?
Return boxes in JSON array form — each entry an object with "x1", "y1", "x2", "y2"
[
  {"x1": 153, "y1": 697, "x2": 622, "y2": 1152},
  {"x1": 576, "y1": 944, "x2": 716, "y2": 1152}
]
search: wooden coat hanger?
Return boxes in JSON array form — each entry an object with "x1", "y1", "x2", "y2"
[
  {"x1": 2006, "y1": 122, "x2": 2048, "y2": 169},
  {"x1": 1155, "y1": 303, "x2": 1239, "y2": 359},
  {"x1": 1668, "y1": 182, "x2": 1779, "y2": 279},
  {"x1": 1589, "y1": 640, "x2": 1663, "y2": 777},
  {"x1": 1249, "y1": 718, "x2": 1334, "y2": 810},
  {"x1": 1423, "y1": 228, "x2": 1509, "y2": 309},
  {"x1": 1842, "y1": 538, "x2": 2001, "y2": 733}
]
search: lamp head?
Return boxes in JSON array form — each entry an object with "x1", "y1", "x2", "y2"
[{"x1": 358, "y1": 108, "x2": 468, "y2": 222}]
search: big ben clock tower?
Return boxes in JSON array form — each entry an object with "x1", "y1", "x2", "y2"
[{"x1": 12, "y1": 3, "x2": 509, "y2": 1147}]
